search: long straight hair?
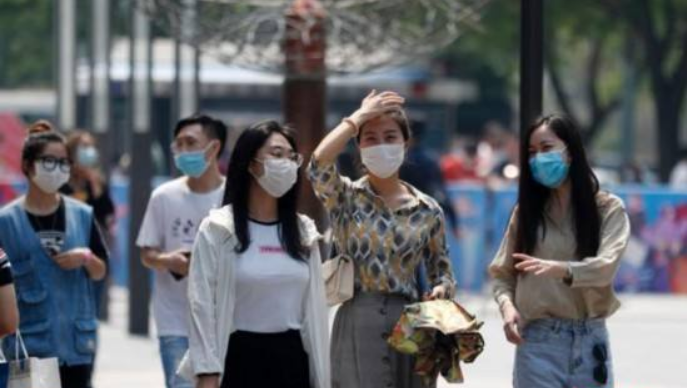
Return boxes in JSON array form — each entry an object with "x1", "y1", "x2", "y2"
[
  {"x1": 221, "y1": 120, "x2": 308, "y2": 261},
  {"x1": 515, "y1": 114, "x2": 601, "y2": 259}
]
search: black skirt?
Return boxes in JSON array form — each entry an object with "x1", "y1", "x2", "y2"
[{"x1": 221, "y1": 329, "x2": 311, "y2": 388}]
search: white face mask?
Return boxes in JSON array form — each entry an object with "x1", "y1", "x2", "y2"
[
  {"x1": 254, "y1": 158, "x2": 299, "y2": 198},
  {"x1": 360, "y1": 144, "x2": 405, "y2": 179},
  {"x1": 33, "y1": 162, "x2": 70, "y2": 193}
]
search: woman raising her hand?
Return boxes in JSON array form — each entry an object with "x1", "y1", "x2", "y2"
[{"x1": 308, "y1": 91, "x2": 456, "y2": 388}]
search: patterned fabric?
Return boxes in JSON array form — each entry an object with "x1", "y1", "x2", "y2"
[
  {"x1": 308, "y1": 159, "x2": 455, "y2": 300},
  {"x1": 387, "y1": 300, "x2": 485, "y2": 385}
]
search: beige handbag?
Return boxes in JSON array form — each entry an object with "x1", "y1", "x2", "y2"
[{"x1": 322, "y1": 254, "x2": 354, "y2": 306}]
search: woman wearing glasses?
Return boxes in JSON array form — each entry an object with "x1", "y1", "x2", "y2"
[
  {"x1": 180, "y1": 121, "x2": 330, "y2": 388},
  {"x1": 0, "y1": 121, "x2": 108, "y2": 388},
  {"x1": 489, "y1": 114, "x2": 630, "y2": 388}
]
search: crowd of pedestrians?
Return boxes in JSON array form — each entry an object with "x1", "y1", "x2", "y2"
[{"x1": 0, "y1": 91, "x2": 631, "y2": 388}]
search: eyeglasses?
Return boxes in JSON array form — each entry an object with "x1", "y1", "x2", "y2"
[
  {"x1": 265, "y1": 152, "x2": 304, "y2": 167},
  {"x1": 288, "y1": 153, "x2": 304, "y2": 167},
  {"x1": 592, "y1": 343, "x2": 608, "y2": 385},
  {"x1": 37, "y1": 156, "x2": 71, "y2": 173}
]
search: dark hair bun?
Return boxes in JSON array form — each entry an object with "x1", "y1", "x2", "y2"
[{"x1": 27, "y1": 120, "x2": 55, "y2": 136}]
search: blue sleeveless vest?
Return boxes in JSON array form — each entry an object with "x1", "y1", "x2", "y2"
[{"x1": 0, "y1": 196, "x2": 97, "y2": 366}]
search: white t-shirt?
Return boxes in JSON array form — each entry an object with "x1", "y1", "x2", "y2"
[
  {"x1": 233, "y1": 220, "x2": 310, "y2": 333},
  {"x1": 136, "y1": 177, "x2": 225, "y2": 337}
]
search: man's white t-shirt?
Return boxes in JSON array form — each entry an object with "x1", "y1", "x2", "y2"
[{"x1": 136, "y1": 177, "x2": 225, "y2": 337}]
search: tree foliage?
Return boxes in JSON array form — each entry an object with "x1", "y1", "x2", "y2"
[
  {"x1": 0, "y1": 0, "x2": 54, "y2": 88},
  {"x1": 598, "y1": 0, "x2": 687, "y2": 180}
]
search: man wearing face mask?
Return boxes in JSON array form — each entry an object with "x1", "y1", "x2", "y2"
[
  {"x1": 0, "y1": 121, "x2": 108, "y2": 388},
  {"x1": 137, "y1": 115, "x2": 228, "y2": 388}
]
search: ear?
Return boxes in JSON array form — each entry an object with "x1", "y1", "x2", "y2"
[
  {"x1": 22, "y1": 160, "x2": 35, "y2": 177},
  {"x1": 208, "y1": 139, "x2": 221, "y2": 159},
  {"x1": 248, "y1": 159, "x2": 264, "y2": 178}
]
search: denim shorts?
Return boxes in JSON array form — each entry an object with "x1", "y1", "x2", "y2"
[
  {"x1": 514, "y1": 318, "x2": 614, "y2": 388},
  {"x1": 159, "y1": 336, "x2": 193, "y2": 388}
]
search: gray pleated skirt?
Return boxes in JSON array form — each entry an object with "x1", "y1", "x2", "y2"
[{"x1": 331, "y1": 292, "x2": 436, "y2": 388}]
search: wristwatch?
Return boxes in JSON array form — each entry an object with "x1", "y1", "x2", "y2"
[{"x1": 563, "y1": 263, "x2": 574, "y2": 286}]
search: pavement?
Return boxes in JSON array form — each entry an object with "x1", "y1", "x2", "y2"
[{"x1": 93, "y1": 288, "x2": 687, "y2": 388}]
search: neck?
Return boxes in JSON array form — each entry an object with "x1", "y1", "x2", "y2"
[
  {"x1": 367, "y1": 173, "x2": 404, "y2": 197},
  {"x1": 248, "y1": 180, "x2": 279, "y2": 223},
  {"x1": 186, "y1": 163, "x2": 223, "y2": 193},
  {"x1": 550, "y1": 179, "x2": 572, "y2": 212},
  {"x1": 25, "y1": 185, "x2": 60, "y2": 214}
]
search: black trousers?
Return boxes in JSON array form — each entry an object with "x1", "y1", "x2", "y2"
[
  {"x1": 221, "y1": 330, "x2": 310, "y2": 388},
  {"x1": 59, "y1": 364, "x2": 92, "y2": 388}
]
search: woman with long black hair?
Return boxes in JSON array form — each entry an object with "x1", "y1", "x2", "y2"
[
  {"x1": 179, "y1": 121, "x2": 330, "y2": 388},
  {"x1": 489, "y1": 114, "x2": 630, "y2": 388}
]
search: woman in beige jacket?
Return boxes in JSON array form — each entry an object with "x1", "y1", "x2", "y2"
[
  {"x1": 179, "y1": 121, "x2": 330, "y2": 388},
  {"x1": 490, "y1": 114, "x2": 630, "y2": 388}
]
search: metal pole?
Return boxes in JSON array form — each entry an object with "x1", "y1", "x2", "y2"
[
  {"x1": 520, "y1": 0, "x2": 543, "y2": 134},
  {"x1": 58, "y1": 0, "x2": 77, "y2": 131},
  {"x1": 178, "y1": 0, "x2": 199, "y2": 118},
  {"x1": 92, "y1": 0, "x2": 110, "y2": 138},
  {"x1": 91, "y1": 0, "x2": 112, "y2": 321},
  {"x1": 128, "y1": 3, "x2": 153, "y2": 336}
]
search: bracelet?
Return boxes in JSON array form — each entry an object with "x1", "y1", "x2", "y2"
[
  {"x1": 342, "y1": 117, "x2": 360, "y2": 137},
  {"x1": 82, "y1": 250, "x2": 94, "y2": 266}
]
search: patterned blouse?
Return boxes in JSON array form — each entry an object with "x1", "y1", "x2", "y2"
[{"x1": 308, "y1": 159, "x2": 456, "y2": 300}]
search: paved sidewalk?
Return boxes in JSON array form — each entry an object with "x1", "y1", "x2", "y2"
[
  {"x1": 92, "y1": 288, "x2": 164, "y2": 388},
  {"x1": 93, "y1": 288, "x2": 687, "y2": 388}
]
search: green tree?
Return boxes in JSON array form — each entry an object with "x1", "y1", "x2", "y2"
[
  {"x1": 599, "y1": 0, "x2": 687, "y2": 181},
  {"x1": 0, "y1": 0, "x2": 54, "y2": 88},
  {"x1": 435, "y1": 0, "x2": 520, "y2": 134},
  {"x1": 545, "y1": 0, "x2": 626, "y2": 144},
  {"x1": 436, "y1": 0, "x2": 627, "y2": 143},
  {"x1": 0, "y1": 0, "x2": 134, "y2": 89}
]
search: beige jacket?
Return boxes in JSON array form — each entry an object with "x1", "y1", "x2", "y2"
[
  {"x1": 178, "y1": 205, "x2": 331, "y2": 388},
  {"x1": 489, "y1": 192, "x2": 630, "y2": 322}
]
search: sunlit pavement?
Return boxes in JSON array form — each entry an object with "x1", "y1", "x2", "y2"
[{"x1": 93, "y1": 288, "x2": 687, "y2": 388}]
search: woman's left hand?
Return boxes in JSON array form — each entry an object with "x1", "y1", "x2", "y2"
[
  {"x1": 513, "y1": 253, "x2": 567, "y2": 279},
  {"x1": 426, "y1": 285, "x2": 449, "y2": 300},
  {"x1": 53, "y1": 248, "x2": 91, "y2": 270}
]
